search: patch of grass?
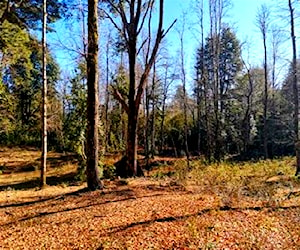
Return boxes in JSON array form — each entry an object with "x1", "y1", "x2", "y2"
[
  {"x1": 189, "y1": 157, "x2": 295, "y2": 186},
  {"x1": 0, "y1": 147, "x2": 79, "y2": 190},
  {"x1": 175, "y1": 157, "x2": 299, "y2": 207},
  {"x1": 150, "y1": 170, "x2": 175, "y2": 179}
]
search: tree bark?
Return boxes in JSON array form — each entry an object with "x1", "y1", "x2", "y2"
[
  {"x1": 197, "y1": 0, "x2": 205, "y2": 155},
  {"x1": 106, "y1": 0, "x2": 171, "y2": 176},
  {"x1": 257, "y1": 4, "x2": 270, "y2": 159},
  {"x1": 105, "y1": 34, "x2": 111, "y2": 153},
  {"x1": 150, "y1": 61, "x2": 156, "y2": 158},
  {"x1": 263, "y1": 28, "x2": 269, "y2": 159},
  {"x1": 40, "y1": 0, "x2": 47, "y2": 188},
  {"x1": 289, "y1": 0, "x2": 300, "y2": 176},
  {"x1": 126, "y1": 32, "x2": 138, "y2": 176},
  {"x1": 86, "y1": 0, "x2": 103, "y2": 190},
  {"x1": 159, "y1": 61, "x2": 173, "y2": 154},
  {"x1": 243, "y1": 68, "x2": 253, "y2": 156},
  {"x1": 179, "y1": 19, "x2": 190, "y2": 166}
]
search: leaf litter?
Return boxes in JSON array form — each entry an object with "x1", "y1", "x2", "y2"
[{"x1": 0, "y1": 177, "x2": 299, "y2": 249}]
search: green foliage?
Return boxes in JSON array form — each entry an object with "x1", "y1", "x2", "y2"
[
  {"x1": 102, "y1": 164, "x2": 116, "y2": 179},
  {"x1": 187, "y1": 157, "x2": 295, "y2": 204},
  {"x1": 194, "y1": 26, "x2": 242, "y2": 159},
  {"x1": 0, "y1": 0, "x2": 64, "y2": 29},
  {"x1": 163, "y1": 93, "x2": 194, "y2": 157},
  {"x1": 0, "y1": 21, "x2": 61, "y2": 147},
  {"x1": 0, "y1": 80, "x2": 15, "y2": 139},
  {"x1": 75, "y1": 154, "x2": 87, "y2": 181},
  {"x1": 111, "y1": 64, "x2": 129, "y2": 100},
  {"x1": 62, "y1": 62, "x2": 87, "y2": 152},
  {"x1": 151, "y1": 170, "x2": 175, "y2": 179},
  {"x1": 0, "y1": 21, "x2": 33, "y2": 82},
  {"x1": 104, "y1": 64, "x2": 129, "y2": 152}
]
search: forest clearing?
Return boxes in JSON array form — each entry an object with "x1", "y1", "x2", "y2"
[
  {"x1": 2, "y1": 0, "x2": 300, "y2": 248},
  {"x1": 0, "y1": 147, "x2": 299, "y2": 249}
]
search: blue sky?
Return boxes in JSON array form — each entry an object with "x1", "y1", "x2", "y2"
[
  {"x1": 161, "y1": 0, "x2": 270, "y2": 56},
  {"x1": 162, "y1": 0, "x2": 293, "y2": 86},
  {"x1": 48, "y1": 0, "x2": 294, "y2": 88}
]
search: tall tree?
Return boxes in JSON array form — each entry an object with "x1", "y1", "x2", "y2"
[
  {"x1": 104, "y1": 32, "x2": 112, "y2": 153},
  {"x1": 86, "y1": 0, "x2": 103, "y2": 190},
  {"x1": 257, "y1": 4, "x2": 270, "y2": 159},
  {"x1": 106, "y1": 0, "x2": 175, "y2": 176},
  {"x1": 195, "y1": 26, "x2": 241, "y2": 160},
  {"x1": 208, "y1": 0, "x2": 231, "y2": 160},
  {"x1": 178, "y1": 14, "x2": 190, "y2": 166},
  {"x1": 239, "y1": 52, "x2": 255, "y2": 157},
  {"x1": 269, "y1": 27, "x2": 282, "y2": 157},
  {"x1": 195, "y1": 0, "x2": 205, "y2": 155},
  {"x1": 41, "y1": 0, "x2": 47, "y2": 188},
  {"x1": 158, "y1": 54, "x2": 176, "y2": 154},
  {"x1": 288, "y1": 0, "x2": 300, "y2": 175}
]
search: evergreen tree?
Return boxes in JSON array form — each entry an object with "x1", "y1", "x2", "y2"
[
  {"x1": 194, "y1": 26, "x2": 241, "y2": 160},
  {"x1": 0, "y1": 0, "x2": 64, "y2": 29}
]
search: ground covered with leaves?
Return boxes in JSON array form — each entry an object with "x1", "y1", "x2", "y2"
[{"x1": 0, "y1": 148, "x2": 300, "y2": 249}]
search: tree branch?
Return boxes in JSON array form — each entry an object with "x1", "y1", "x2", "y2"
[
  {"x1": 137, "y1": 0, "x2": 152, "y2": 36},
  {"x1": 162, "y1": 19, "x2": 177, "y2": 38},
  {"x1": 137, "y1": 38, "x2": 148, "y2": 55},
  {"x1": 118, "y1": 2, "x2": 130, "y2": 35},
  {"x1": 135, "y1": 0, "x2": 165, "y2": 111},
  {"x1": 111, "y1": 85, "x2": 129, "y2": 114},
  {"x1": 134, "y1": 0, "x2": 142, "y2": 31},
  {"x1": 102, "y1": 9, "x2": 122, "y2": 34}
]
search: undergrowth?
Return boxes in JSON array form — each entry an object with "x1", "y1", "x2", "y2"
[{"x1": 173, "y1": 157, "x2": 298, "y2": 207}]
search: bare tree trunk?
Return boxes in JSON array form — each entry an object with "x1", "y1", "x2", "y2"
[
  {"x1": 126, "y1": 33, "x2": 138, "y2": 176},
  {"x1": 269, "y1": 28, "x2": 281, "y2": 157},
  {"x1": 107, "y1": 0, "x2": 172, "y2": 176},
  {"x1": 159, "y1": 97, "x2": 166, "y2": 154},
  {"x1": 126, "y1": 113, "x2": 138, "y2": 176},
  {"x1": 204, "y1": 79, "x2": 212, "y2": 160},
  {"x1": 257, "y1": 4, "x2": 270, "y2": 159},
  {"x1": 289, "y1": 0, "x2": 300, "y2": 175},
  {"x1": 145, "y1": 81, "x2": 150, "y2": 163},
  {"x1": 179, "y1": 15, "x2": 190, "y2": 167},
  {"x1": 41, "y1": 0, "x2": 47, "y2": 188},
  {"x1": 196, "y1": 0, "x2": 205, "y2": 155},
  {"x1": 150, "y1": 61, "x2": 156, "y2": 158},
  {"x1": 245, "y1": 70, "x2": 253, "y2": 155},
  {"x1": 105, "y1": 33, "x2": 111, "y2": 153},
  {"x1": 209, "y1": 0, "x2": 222, "y2": 161},
  {"x1": 159, "y1": 60, "x2": 173, "y2": 154},
  {"x1": 86, "y1": 0, "x2": 103, "y2": 190},
  {"x1": 263, "y1": 31, "x2": 269, "y2": 159}
]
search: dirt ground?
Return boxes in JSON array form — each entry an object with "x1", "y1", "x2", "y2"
[{"x1": 0, "y1": 148, "x2": 299, "y2": 249}]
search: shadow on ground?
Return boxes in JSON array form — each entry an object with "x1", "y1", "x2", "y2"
[
  {"x1": 0, "y1": 172, "x2": 78, "y2": 191},
  {"x1": 0, "y1": 154, "x2": 77, "y2": 174},
  {"x1": 0, "y1": 189, "x2": 169, "y2": 226},
  {"x1": 101, "y1": 204, "x2": 300, "y2": 238}
]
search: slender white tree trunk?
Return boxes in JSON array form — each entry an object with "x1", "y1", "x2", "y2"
[{"x1": 41, "y1": 0, "x2": 47, "y2": 188}]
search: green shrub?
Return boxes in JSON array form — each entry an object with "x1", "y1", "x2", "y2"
[
  {"x1": 151, "y1": 170, "x2": 175, "y2": 179},
  {"x1": 102, "y1": 164, "x2": 116, "y2": 179}
]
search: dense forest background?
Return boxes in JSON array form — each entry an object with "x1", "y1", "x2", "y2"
[{"x1": 0, "y1": 0, "x2": 300, "y2": 173}]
